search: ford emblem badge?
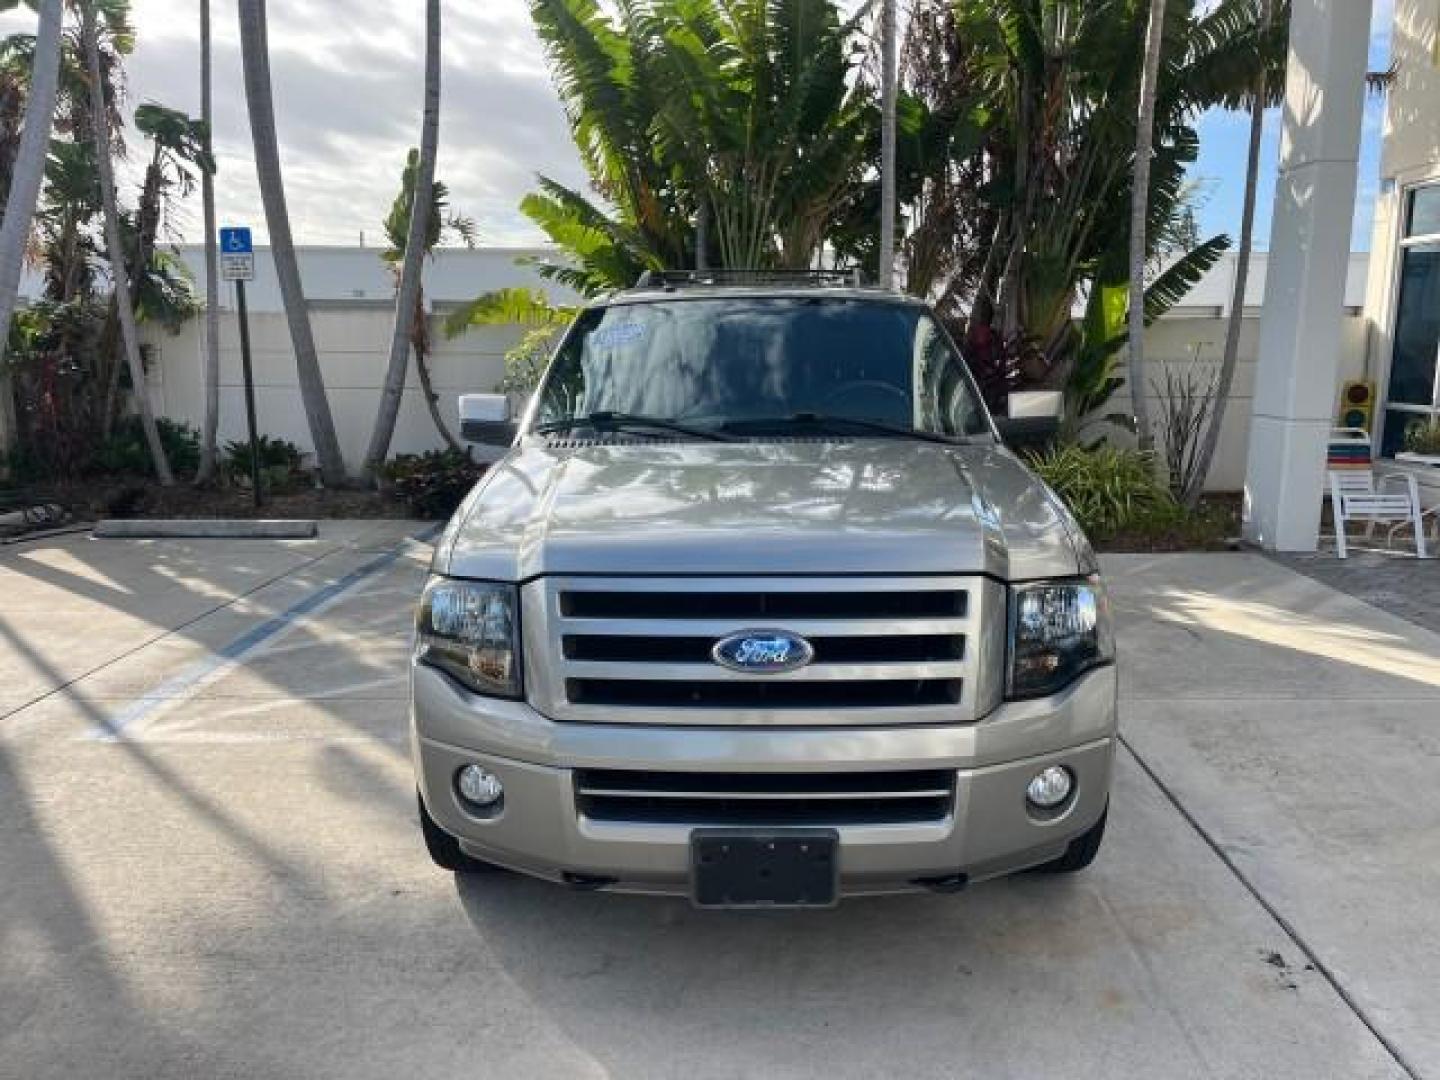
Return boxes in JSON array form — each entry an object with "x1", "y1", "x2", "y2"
[{"x1": 711, "y1": 629, "x2": 815, "y2": 673}]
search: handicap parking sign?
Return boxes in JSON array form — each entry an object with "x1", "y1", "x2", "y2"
[{"x1": 219, "y1": 226, "x2": 255, "y2": 280}]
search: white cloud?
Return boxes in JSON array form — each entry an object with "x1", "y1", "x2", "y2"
[{"x1": 2, "y1": 0, "x2": 585, "y2": 246}]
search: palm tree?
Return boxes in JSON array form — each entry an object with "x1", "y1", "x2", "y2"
[
  {"x1": 130, "y1": 105, "x2": 209, "y2": 299},
  {"x1": 195, "y1": 0, "x2": 220, "y2": 484},
  {"x1": 363, "y1": 0, "x2": 440, "y2": 480},
  {"x1": 94, "y1": 101, "x2": 208, "y2": 439},
  {"x1": 0, "y1": 0, "x2": 63, "y2": 459},
  {"x1": 886, "y1": 0, "x2": 1267, "y2": 433},
  {"x1": 525, "y1": 0, "x2": 871, "y2": 291},
  {"x1": 1184, "y1": 0, "x2": 1276, "y2": 506},
  {"x1": 1127, "y1": 0, "x2": 1168, "y2": 451},
  {"x1": 878, "y1": 0, "x2": 897, "y2": 288},
  {"x1": 525, "y1": 0, "x2": 694, "y2": 289},
  {"x1": 647, "y1": 0, "x2": 872, "y2": 270},
  {"x1": 236, "y1": 0, "x2": 346, "y2": 485},
  {"x1": 374, "y1": 150, "x2": 475, "y2": 457},
  {"x1": 82, "y1": 0, "x2": 171, "y2": 484}
]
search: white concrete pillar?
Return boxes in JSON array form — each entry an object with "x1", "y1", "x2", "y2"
[{"x1": 1244, "y1": 0, "x2": 1374, "y2": 551}]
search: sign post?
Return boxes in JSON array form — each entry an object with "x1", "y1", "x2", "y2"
[{"x1": 219, "y1": 227, "x2": 261, "y2": 507}]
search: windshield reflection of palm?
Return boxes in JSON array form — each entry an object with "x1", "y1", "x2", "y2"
[{"x1": 534, "y1": 298, "x2": 991, "y2": 440}]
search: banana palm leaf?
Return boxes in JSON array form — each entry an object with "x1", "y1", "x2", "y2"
[
  {"x1": 519, "y1": 176, "x2": 659, "y2": 295},
  {"x1": 1143, "y1": 233, "x2": 1229, "y2": 323},
  {"x1": 443, "y1": 287, "x2": 577, "y2": 339}
]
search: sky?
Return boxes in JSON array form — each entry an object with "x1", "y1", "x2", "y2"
[
  {"x1": 1192, "y1": 0, "x2": 1394, "y2": 252},
  {"x1": 0, "y1": 0, "x2": 1401, "y2": 253}
]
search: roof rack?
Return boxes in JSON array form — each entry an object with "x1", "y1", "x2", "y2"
[{"x1": 632, "y1": 268, "x2": 866, "y2": 290}]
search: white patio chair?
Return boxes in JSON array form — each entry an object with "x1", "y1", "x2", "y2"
[{"x1": 1327, "y1": 469, "x2": 1429, "y2": 558}]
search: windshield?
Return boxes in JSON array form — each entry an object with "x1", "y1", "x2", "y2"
[{"x1": 529, "y1": 297, "x2": 994, "y2": 440}]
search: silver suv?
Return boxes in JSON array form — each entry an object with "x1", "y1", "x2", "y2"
[{"x1": 411, "y1": 273, "x2": 1116, "y2": 906}]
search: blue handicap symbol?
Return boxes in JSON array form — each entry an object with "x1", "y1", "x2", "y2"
[{"x1": 220, "y1": 227, "x2": 253, "y2": 254}]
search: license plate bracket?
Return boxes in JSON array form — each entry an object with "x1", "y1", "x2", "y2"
[{"x1": 690, "y1": 829, "x2": 839, "y2": 908}]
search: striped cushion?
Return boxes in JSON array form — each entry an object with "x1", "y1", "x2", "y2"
[{"x1": 1328, "y1": 432, "x2": 1372, "y2": 470}]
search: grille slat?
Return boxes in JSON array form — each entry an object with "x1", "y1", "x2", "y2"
[
  {"x1": 566, "y1": 677, "x2": 963, "y2": 709},
  {"x1": 564, "y1": 633, "x2": 964, "y2": 664},
  {"x1": 526, "y1": 575, "x2": 986, "y2": 726},
  {"x1": 561, "y1": 589, "x2": 965, "y2": 621},
  {"x1": 576, "y1": 769, "x2": 955, "y2": 825},
  {"x1": 561, "y1": 659, "x2": 966, "y2": 683},
  {"x1": 558, "y1": 616, "x2": 971, "y2": 637}
]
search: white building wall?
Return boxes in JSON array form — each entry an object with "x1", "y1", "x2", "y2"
[
  {"x1": 1135, "y1": 313, "x2": 1367, "y2": 490},
  {"x1": 140, "y1": 245, "x2": 576, "y2": 469},
  {"x1": 1378, "y1": 0, "x2": 1440, "y2": 185},
  {"x1": 147, "y1": 310, "x2": 524, "y2": 469}
]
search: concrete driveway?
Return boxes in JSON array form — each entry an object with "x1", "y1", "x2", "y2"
[{"x1": 0, "y1": 524, "x2": 1435, "y2": 1079}]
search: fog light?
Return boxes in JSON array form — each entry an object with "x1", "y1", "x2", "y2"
[
  {"x1": 1026, "y1": 765, "x2": 1073, "y2": 809},
  {"x1": 457, "y1": 764, "x2": 504, "y2": 807}
]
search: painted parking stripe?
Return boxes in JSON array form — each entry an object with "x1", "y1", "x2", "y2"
[{"x1": 90, "y1": 527, "x2": 439, "y2": 741}]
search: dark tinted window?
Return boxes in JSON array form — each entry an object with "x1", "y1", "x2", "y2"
[
  {"x1": 534, "y1": 298, "x2": 991, "y2": 438},
  {"x1": 1381, "y1": 245, "x2": 1440, "y2": 456}
]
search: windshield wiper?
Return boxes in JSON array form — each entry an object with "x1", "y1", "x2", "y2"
[
  {"x1": 721, "y1": 412, "x2": 972, "y2": 446},
  {"x1": 534, "y1": 411, "x2": 734, "y2": 443}
]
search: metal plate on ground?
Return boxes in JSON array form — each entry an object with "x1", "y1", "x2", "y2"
[{"x1": 690, "y1": 829, "x2": 839, "y2": 908}]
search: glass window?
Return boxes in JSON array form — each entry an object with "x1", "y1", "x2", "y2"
[
  {"x1": 1405, "y1": 185, "x2": 1440, "y2": 239},
  {"x1": 533, "y1": 298, "x2": 993, "y2": 439},
  {"x1": 1380, "y1": 245, "x2": 1440, "y2": 456}
]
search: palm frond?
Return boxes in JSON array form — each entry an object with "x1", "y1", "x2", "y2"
[
  {"x1": 1179, "y1": 0, "x2": 1288, "y2": 112},
  {"x1": 443, "y1": 287, "x2": 577, "y2": 339},
  {"x1": 1144, "y1": 233, "x2": 1230, "y2": 324},
  {"x1": 1366, "y1": 62, "x2": 1397, "y2": 98},
  {"x1": 528, "y1": 0, "x2": 639, "y2": 197},
  {"x1": 519, "y1": 179, "x2": 656, "y2": 295}
]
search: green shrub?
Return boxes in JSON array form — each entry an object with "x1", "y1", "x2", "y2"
[
  {"x1": 0, "y1": 445, "x2": 47, "y2": 485},
  {"x1": 223, "y1": 436, "x2": 304, "y2": 490},
  {"x1": 1026, "y1": 444, "x2": 1175, "y2": 536},
  {"x1": 1404, "y1": 417, "x2": 1440, "y2": 456},
  {"x1": 382, "y1": 449, "x2": 485, "y2": 518},
  {"x1": 94, "y1": 417, "x2": 201, "y2": 478}
]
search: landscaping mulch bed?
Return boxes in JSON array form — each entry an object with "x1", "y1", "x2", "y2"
[
  {"x1": 8, "y1": 477, "x2": 416, "y2": 524},
  {"x1": 1090, "y1": 493, "x2": 1243, "y2": 554}
]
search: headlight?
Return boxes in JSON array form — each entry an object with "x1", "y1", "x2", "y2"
[
  {"x1": 415, "y1": 577, "x2": 522, "y2": 698},
  {"x1": 1007, "y1": 576, "x2": 1113, "y2": 699}
]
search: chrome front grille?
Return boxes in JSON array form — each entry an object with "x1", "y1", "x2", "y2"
[
  {"x1": 575, "y1": 769, "x2": 956, "y2": 825},
  {"x1": 523, "y1": 576, "x2": 1001, "y2": 725}
]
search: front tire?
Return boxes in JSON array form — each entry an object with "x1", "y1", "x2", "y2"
[
  {"x1": 418, "y1": 792, "x2": 502, "y2": 874},
  {"x1": 1033, "y1": 807, "x2": 1107, "y2": 874}
]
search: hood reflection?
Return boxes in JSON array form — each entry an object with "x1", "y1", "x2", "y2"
[{"x1": 443, "y1": 439, "x2": 1079, "y2": 581}]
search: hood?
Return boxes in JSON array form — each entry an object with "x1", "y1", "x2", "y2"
[{"x1": 436, "y1": 438, "x2": 1087, "y2": 582}]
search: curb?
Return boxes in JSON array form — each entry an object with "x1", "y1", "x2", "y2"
[{"x1": 93, "y1": 519, "x2": 319, "y2": 539}]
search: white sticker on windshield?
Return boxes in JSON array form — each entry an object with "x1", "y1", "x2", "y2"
[{"x1": 590, "y1": 323, "x2": 645, "y2": 347}]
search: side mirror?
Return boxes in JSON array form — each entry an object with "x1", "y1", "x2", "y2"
[
  {"x1": 459, "y1": 394, "x2": 518, "y2": 447},
  {"x1": 997, "y1": 391, "x2": 1062, "y2": 452}
]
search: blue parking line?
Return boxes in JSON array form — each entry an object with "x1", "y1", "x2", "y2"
[{"x1": 91, "y1": 526, "x2": 440, "y2": 740}]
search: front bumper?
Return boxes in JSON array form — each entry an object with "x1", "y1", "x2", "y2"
[{"x1": 411, "y1": 663, "x2": 1117, "y2": 897}]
